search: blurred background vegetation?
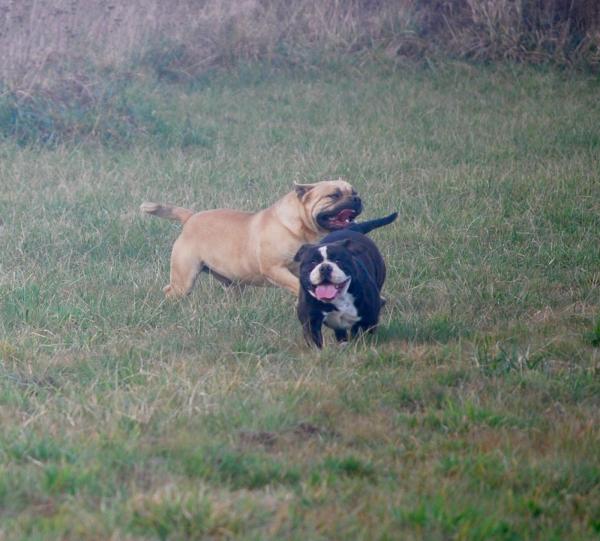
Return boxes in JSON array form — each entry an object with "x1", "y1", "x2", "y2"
[{"x1": 0, "y1": 0, "x2": 599, "y2": 146}]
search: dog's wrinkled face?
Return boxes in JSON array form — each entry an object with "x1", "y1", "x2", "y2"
[
  {"x1": 295, "y1": 241, "x2": 357, "y2": 302},
  {"x1": 294, "y1": 179, "x2": 362, "y2": 232}
]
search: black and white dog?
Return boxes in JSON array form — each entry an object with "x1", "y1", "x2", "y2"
[{"x1": 294, "y1": 212, "x2": 396, "y2": 348}]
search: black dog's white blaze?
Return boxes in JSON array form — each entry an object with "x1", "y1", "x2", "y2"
[{"x1": 308, "y1": 246, "x2": 361, "y2": 330}]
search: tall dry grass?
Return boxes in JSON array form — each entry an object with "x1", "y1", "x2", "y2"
[
  {"x1": 2, "y1": 0, "x2": 599, "y2": 90},
  {"x1": 1, "y1": 0, "x2": 599, "y2": 145},
  {"x1": 0, "y1": 0, "x2": 410, "y2": 90}
]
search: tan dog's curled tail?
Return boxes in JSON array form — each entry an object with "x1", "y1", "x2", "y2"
[{"x1": 140, "y1": 202, "x2": 194, "y2": 224}]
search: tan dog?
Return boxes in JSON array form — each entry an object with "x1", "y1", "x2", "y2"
[{"x1": 140, "y1": 180, "x2": 362, "y2": 297}]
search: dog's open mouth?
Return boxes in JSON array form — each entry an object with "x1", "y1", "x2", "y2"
[
  {"x1": 328, "y1": 209, "x2": 358, "y2": 229},
  {"x1": 317, "y1": 207, "x2": 360, "y2": 230},
  {"x1": 312, "y1": 279, "x2": 350, "y2": 301}
]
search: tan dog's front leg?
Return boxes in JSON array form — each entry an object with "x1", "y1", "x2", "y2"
[{"x1": 264, "y1": 266, "x2": 300, "y2": 295}]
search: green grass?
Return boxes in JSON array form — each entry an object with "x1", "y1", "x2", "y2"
[{"x1": 0, "y1": 62, "x2": 599, "y2": 540}]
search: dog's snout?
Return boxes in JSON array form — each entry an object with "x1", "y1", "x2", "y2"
[{"x1": 319, "y1": 264, "x2": 332, "y2": 278}]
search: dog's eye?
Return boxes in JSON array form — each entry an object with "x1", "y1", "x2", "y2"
[{"x1": 329, "y1": 190, "x2": 342, "y2": 200}]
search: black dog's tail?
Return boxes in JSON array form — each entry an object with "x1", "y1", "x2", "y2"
[{"x1": 347, "y1": 212, "x2": 398, "y2": 235}]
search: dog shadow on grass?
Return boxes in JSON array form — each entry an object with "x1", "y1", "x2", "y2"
[{"x1": 310, "y1": 315, "x2": 469, "y2": 351}]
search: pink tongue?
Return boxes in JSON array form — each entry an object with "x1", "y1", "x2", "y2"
[{"x1": 315, "y1": 284, "x2": 337, "y2": 301}]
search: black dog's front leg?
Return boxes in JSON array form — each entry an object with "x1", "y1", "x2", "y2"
[
  {"x1": 305, "y1": 315, "x2": 324, "y2": 348},
  {"x1": 304, "y1": 315, "x2": 323, "y2": 349},
  {"x1": 334, "y1": 329, "x2": 348, "y2": 343},
  {"x1": 351, "y1": 321, "x2": 378, "y2": 339},
  {"x1": 297, "y1": 298, "x2": 324, "y2": 348}
]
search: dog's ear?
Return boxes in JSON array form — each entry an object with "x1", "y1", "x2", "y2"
[
  {"x1": 294, "y1": 243, "x2": 314, "y2": 262},
  {"x1": 294, "y1": 182, "x2": 316, "y2": 199}
]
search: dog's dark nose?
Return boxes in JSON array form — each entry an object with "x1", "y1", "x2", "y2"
[
  {"x1": 319, "y1": 264, "x2": 332, "y2": 279},
  {"x1": 352, "y1": 195, "x2": 362, "y2": 208}
]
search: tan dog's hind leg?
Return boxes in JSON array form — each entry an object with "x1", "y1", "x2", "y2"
[{"x1": 164, "y1": 238, "x2": 204, "y2": 298}]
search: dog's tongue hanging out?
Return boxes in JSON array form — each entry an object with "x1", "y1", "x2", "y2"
[{"x1": 315, "y1": 283, "x2": 337, "y2": 301}]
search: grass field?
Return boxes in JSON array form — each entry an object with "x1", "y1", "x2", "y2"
[{"x1": 0, "y1": 62, "x2": 599, "y2": 540}]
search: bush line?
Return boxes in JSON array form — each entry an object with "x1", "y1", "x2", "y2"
[{"x1": 1, "y1": 0, "x2": 598, "y2": 146}]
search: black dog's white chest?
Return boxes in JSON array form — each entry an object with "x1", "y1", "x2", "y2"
[{"x1": 322, "y1": 292, "x2": 361, "y2": 330}]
